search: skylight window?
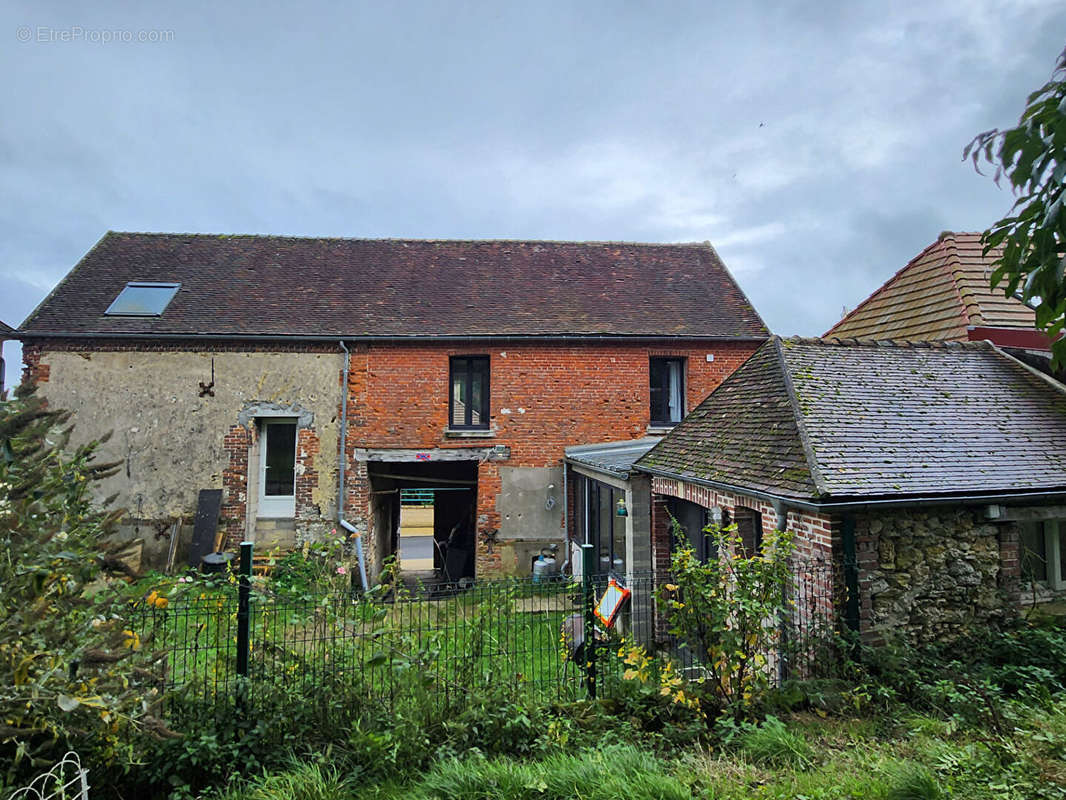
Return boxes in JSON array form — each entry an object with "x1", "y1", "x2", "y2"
[{"x1": 105, "y1": 282, "x2": 180, "y2": 316}]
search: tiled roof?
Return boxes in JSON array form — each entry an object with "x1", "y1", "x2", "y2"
[
  {"x1": 19, "y1": 232, "x2": 769, "y2": 340},
  {"x1": 636, "y1": 341, "x2": 818, "y2": 499},
  {"x1": 825, "y1": 232, "x2": 1036, "y2": 341},
  {"x1": 0, "y1": 321, "x2": 13, "y2": 334},
  {"x1": 637, "y1": 337, "x2": 1066, "y2": 502},
  {"x1": 565, "y1": 437, "x2": 663, "y2": 479}
]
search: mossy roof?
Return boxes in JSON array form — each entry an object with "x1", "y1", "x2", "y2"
[{"x1": 636, "y1": 336, "x2": 1066, "y2": 501}]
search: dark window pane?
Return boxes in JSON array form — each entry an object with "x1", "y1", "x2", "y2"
[
  {"x1": 734, "y1": 507, "x2": 763, "y2": 557},
  {"x1": 650, "y1": 357, "x2": 685, "y2": 424},
  {"x1": 264, "y1": 422, "x2": 296, "y2": 496},
  {"x1": 471, "y1": 370, "x2": 483, "y2": 425},
  {"x1": 597, "y1": 484, "x2": 613, "y2": 573},
  {"x1": 451, "y1": 360, "x2": 467, "y2": 427},
  {"x1": 1021, "y1": 521, "x2": 1047, "y2": 582},
  {"x1": 612, "y1": 490, "x2": 626, "y2": 572},
  {"x1": 449, "y1": 356, "x2": 489, "y2": 429},
  {"x1": 670, "y1": 498, "x2": 715, "y2": 561}
]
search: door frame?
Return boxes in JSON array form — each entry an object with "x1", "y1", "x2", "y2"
[{"x1": 258, "y1": 418, "x2": 297, "y2": 518}]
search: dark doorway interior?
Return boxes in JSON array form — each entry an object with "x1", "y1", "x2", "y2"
[
  {"x1": 368, "y1": 460, "x2": 478, "y2": 582},
  {"x1": 666, "y1": 497, "x2": 715, "y2": 562}
]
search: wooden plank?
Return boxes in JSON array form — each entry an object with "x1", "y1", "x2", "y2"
[{"x1": 188, "y1": 489, "x2": 223, "y2": 567}]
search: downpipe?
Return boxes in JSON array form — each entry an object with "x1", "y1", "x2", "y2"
[
  {"x1": 560, "y1": 460, "x2": 572, "y2": 575},
  {"x1": 338, "y1": 341, "x2": 369, "y2": 593}
]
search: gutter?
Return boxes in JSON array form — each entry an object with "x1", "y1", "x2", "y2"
[
  {"x1": 337, "y1": 341, "x2": 369, "y2": 592},
  {"x1": 635, "y1": 464, "x2": 1066, "y2": 513},
  {"x1": 15, "y1": 331, "x2": 769, "y2": 344}
]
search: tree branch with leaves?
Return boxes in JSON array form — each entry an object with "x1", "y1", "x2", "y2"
[{"x1": 965, "y1": 46, "x2": 1066, "y2": 363}]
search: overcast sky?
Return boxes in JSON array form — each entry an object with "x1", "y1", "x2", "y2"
[{"x1": 2, "y1": 1, "x2": 1064, "y2": 376}]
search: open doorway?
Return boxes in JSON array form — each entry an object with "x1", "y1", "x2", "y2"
[{"x1": 368, "y1": 460, "x2": 478, "y2": 583}]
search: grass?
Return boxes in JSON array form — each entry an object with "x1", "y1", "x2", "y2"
[
  {"x1": 132, "y1": 575, "x2": 583, "y2": 708},
  {"x1": 197, "y1": 706, "x2": 1066, "y2": 800}
]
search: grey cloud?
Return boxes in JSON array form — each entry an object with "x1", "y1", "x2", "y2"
[{"x1": 1, "y1": 0, "x2": 1064, "y2": 353}]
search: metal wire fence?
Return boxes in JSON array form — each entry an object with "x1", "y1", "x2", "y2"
[{"x1": 130, "y1": 558, "x2": 838, "y2": 720}]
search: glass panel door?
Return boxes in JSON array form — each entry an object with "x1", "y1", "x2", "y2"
[{"x1": 258, "y1": 420, "x2": 297, "y2": 518}]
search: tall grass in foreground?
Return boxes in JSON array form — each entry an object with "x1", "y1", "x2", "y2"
[
  {"x1": 406, "y1": 744, "x2": 692, "y2": 800},
  {"x1": 210, "y1": 759, "x2": 360, "y2": 800}
]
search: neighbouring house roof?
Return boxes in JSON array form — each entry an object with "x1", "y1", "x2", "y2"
[
  {"x1": 565, "y1": 437, "x2": 663, "y2": 479},
  {"x1": 825, "y1": 232, "x2": 1037, "y2": 342},
  {"x1": 636, "y1": 336, "x2": 1066, "y2": 504},
  {"x1": 18, "y1": 232, "x2": 769, "y2": 340},
  {"x1": 0, "y1": 321, "x2": 13, "y2": 335}
]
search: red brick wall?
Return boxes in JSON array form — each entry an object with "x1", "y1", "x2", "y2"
[
  {"x1": 346, "y1": 341, "x2": 757, "y2": 460},
  {"x1": 221, "y1": 425, "x2": 251, "y2": 548},
  {"x1": 347, "y1": 340, "x2": 760, "y2": 573},
  {"x1": 295, "y1": 427, "x2": 321, "y2": 521}
]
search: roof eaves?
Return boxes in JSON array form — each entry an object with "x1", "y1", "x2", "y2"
[
  {"x1": 14, "y1": 330, "x2": 772, "y2": 343},
  {"x1": 774, "y1": 337, "x2": 829, "y2": 497},
  {"x1": 638, "y1": 462, "x2": 1066, "y2": 513}
]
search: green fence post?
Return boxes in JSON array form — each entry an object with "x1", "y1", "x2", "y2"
[
  {"x1": 581, "y1": 543, "x2": 597, "y2": 700},
  {"x1": 236, "y1": 541, "x2": 253, "y2": 680}
]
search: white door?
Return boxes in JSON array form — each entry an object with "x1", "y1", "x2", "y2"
[{"x1": 258, "y1": 419, "x2": 297, "y2": 518}]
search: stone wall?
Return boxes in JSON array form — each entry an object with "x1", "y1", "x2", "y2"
[
  {"x1": 855, "y1": 508, "x2": 1016, "y2": 644},
  {"x1": 24, "y1": 345, "x2": 342, "y2": 556}
]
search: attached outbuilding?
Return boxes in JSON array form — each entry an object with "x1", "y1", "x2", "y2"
[{"x1": 635, "y1": 336, "x2": 1066, "y2": 644}]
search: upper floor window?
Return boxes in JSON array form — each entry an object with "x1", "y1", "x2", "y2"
[
  {"x1": 105, "y1": 282, "x2": 180, "y2": 316},
  {"x1": 449, "y1": 356, "x2": 490, "y2": 429},
  {"x1": 650, "y1": 357, "x2": 685, "y2": 426}
]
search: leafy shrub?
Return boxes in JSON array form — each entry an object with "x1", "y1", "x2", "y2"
[
  {"x1": 607, "y1": 641, "x2": 709, "y2": 749},
  {"x1": 852, "y1": 619, "x2": 1066, "y2": 730},
  {"x1": 656, "y1": 521, "x2": 795, "y2": 723},
  {"x1": 270, "y1": 537, "x2": 349, "y2": 597},
  {"x1": 0, "y1": 385, "x2": 164, "y2": 785}
]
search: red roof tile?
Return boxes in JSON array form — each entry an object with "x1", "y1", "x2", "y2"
[{"x1": 825, "y1": 232, "x2": 1036, "y2": 341}]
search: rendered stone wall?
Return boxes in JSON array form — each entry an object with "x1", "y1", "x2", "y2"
[
  {"x1": 855, "y1": 508, "x2": 1016, "y2": 644},
  {"x1": 24, "y1": 345, "x2": 342, "y2": 552}
]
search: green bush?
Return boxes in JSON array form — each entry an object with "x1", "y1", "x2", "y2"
[
  {"x1": 0, "y1": 385, "x2": 164, "y2": 786},
  {"x1": 656, "y1": 521, "x2": 795, "y2": 723}
]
